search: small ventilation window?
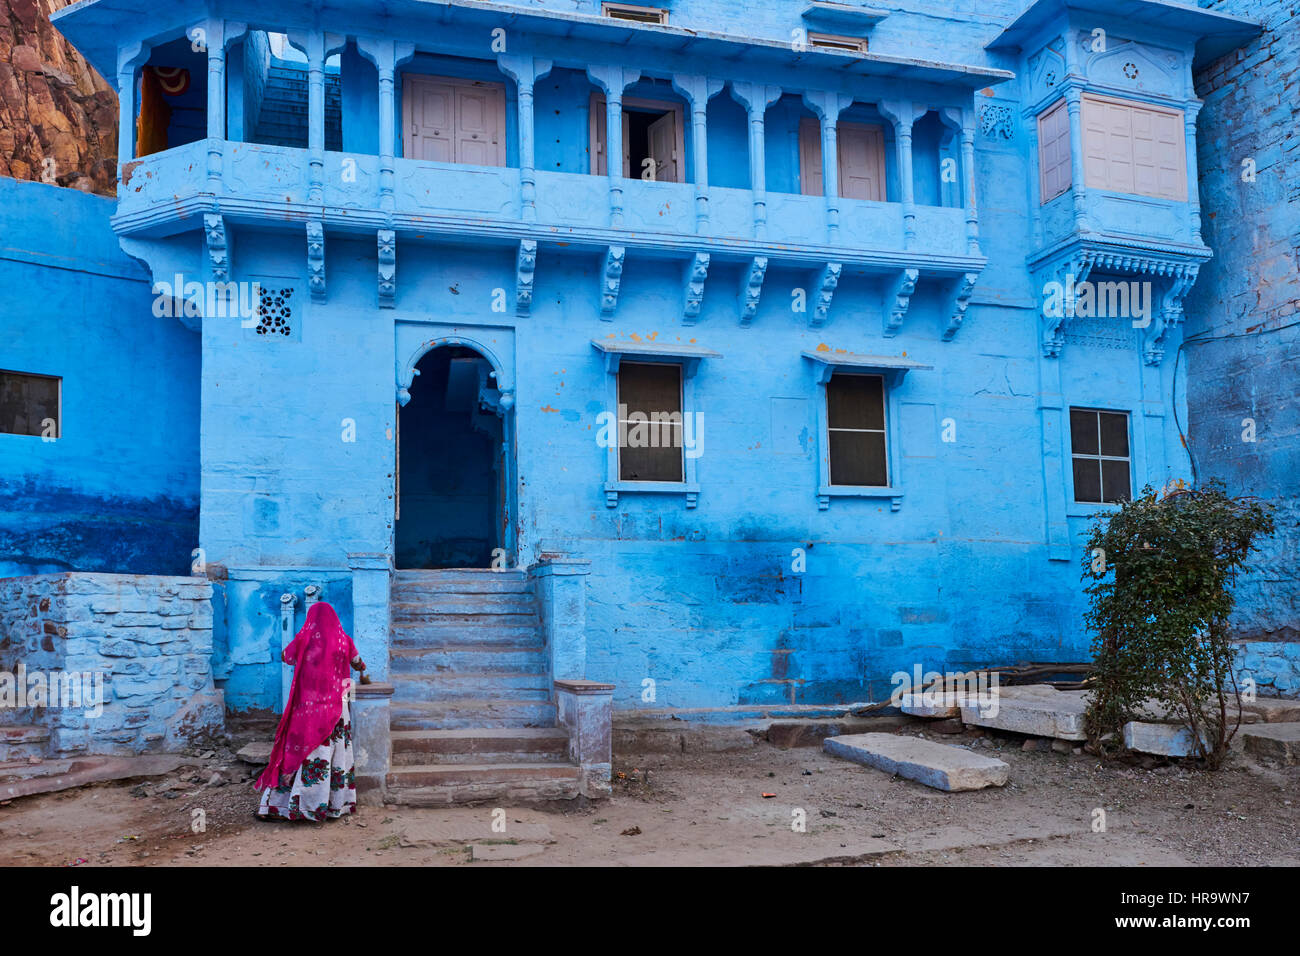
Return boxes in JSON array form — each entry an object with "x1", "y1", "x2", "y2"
[
  {"x1": 255, "y1": 286, "x2": 295, "y2": 337},
  {"x1": 0, "y1": 370, "x2": 61, "y2": 438},
  {"x1": 808, "y1": 32, "x2": 869, "y2": 54},
  {"x1": 602, "y1": 3, "x2": 669, "y2": 24}
]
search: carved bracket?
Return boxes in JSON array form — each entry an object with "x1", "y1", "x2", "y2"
[
  {"x1": 738, "y1": 255, "x2": 768, "y2": 326},
  {"x1": 377, "y1": 229, "x2": 396, "y2": 308},
  {"x1": 942, "y1": 272, "x2": 979, "y2": 341},
  {"x1": 683, "y1": 252, "x2": 710, "y2": 324},
  {"x1": 599, "y1": 245, "x2": 625, "y2": 319},
  {"x1": 882, "y1": 267, "x2": 919, "y2": 337},
  {"x1": 516, "y1": 239, "x2": 537, "y2": 316},
  {"x1": 1144, "y1": 266, "x2": 1199, "y2": 365},
  {"x1": 810, "y1": 262, "x2": 842, "y2": 328},
  {"x1": 204, "y1": 213, "x2": 229, "y2": 283},
  {"x1": 306, "y1": 221, "x2": 326, "y2": 301}
]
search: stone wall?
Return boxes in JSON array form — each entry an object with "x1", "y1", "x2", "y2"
[
  {"x1": 1186, "y1": 0, "x2": 1300, "y2": 687},
  {"x1": 0, "y1": 573, "x2": 224, "y2": 755},
  {"x1": 0, "y1": 0, "x2": 117, "y2": 194}
]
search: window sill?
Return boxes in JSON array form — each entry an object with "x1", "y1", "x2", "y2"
[
  {"x1": 1067, "y1": 500, "x2": 1123, "y2": 519},
  {"x1": 818, "y1": 485, "x2": 902, "y2": 512},
  {"x1": 605, "y1": 480, "x2": 700, "y2": 509}
]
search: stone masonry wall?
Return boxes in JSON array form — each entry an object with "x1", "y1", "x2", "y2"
[
  {"x1": 0, "y1": 573, "x2": 224, "y2": 755},
  {"x1": 0, "y1": 0, "x2": 117, "y2": 194},
  {"x1": 1186, "y1": 0, "x2": 1300, "y2": 694}
]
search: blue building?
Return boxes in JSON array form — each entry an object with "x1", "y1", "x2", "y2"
[{"x1": 0, "y1": 0, "x2": 1275, "y2": 799}]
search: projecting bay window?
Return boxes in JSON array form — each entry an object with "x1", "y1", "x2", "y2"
[
  {"x1": 1069, "y1": 407, "x2": 1132, "y2": 504},
  {"x1": 0, "y1": 370, "x2": 61, "y2": 438}
]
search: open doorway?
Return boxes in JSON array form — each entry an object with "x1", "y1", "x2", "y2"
[
  {"x1": 589, "y1": 94, "x2": 685, "y2": 182},
  {"x1": 395, "y1": 346, "x2": 506, "y2": 569}
]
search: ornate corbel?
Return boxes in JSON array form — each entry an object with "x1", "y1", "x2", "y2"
[
  {"x1": 377, "y1": 229, "x2": 396, "y2": 308},
  {"x1": 306, "y1": 221, "x2": 326, "y2": 301},
  {"x1": 599, "y1": 245, "x2": 625, "y2": 319},
  {"x1": 1039, "y1": 254, "x2": 1093, "y2": 358},
  {"x1": 882, "y1": 267, "x2": 919, "y2": 337},
  {"x1": 516, "y1": 239, "x2": 537, "y2": 315},
  {"x1": 738, "y1": 256, "x2": 768, "y2": 326},
  {"x1": 683, "y1": 252, "x2": 710, "y2": 324},
  {"x1": 942, "y1": 272, "x2": 979, "y2": 341},
  {"x1": 810, "y1": 262, "x2": 842, "y2": 328},
  {"x1": 1143, "y1": 266, "x2": 1198, "y2": 365},
  {"x1": 204, "y1": 213, "x2": 229, "y2": 283}
]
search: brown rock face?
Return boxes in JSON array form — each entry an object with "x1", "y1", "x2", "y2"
[{"x1": 1, "y1": 0, "x2": 118, "y2": 195}]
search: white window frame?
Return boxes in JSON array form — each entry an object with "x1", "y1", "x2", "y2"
[{"x1": 1067, "y1": 406, "x2": 1134, "y2": 508}]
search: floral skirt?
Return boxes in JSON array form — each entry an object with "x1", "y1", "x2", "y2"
[{"x1": 257, "y1": 697, "x2": 357, "y2": 822}]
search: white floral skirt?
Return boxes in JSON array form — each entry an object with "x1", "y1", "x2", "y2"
[{"x1": 257, "y1": 697, "x2": 357, "y2": 822}]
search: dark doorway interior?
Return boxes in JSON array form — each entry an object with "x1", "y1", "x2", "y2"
[{"x1": 396, "y1": 346, "x2": 502, "y2": 568}]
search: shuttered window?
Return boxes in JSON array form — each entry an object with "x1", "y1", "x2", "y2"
[
  {"x1": 826, "y1": 373, "x2": 888, "y2": 487},
  {"x1": 1038, "y1": 98, "x2": 1072, "y2": 202},
  {"x1": 1081, "y1": 94, "x2": 1186, "y2": 201},
  {"x1": 617, "y1": 362, "x2": 684, "y2": 482},
  {"x1": 798, "y1": 119, "x2": 886, "y2": 200},
  {"x1": 0, "y1": 370, "x2": 60, "y2": 437},
  {"x1": 402, "y1": 75, "x2": 506, "y2": 166}
]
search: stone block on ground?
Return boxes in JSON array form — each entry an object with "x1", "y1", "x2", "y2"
[
  {"x1": 960, "y1": 687, "x2": 1088, "y2": 741},
  {"x1": 236, "y1": 741, "x2": 273, "y2": 765},
  {"x1": 1241, "y1": 723, "x2": 1300, "y2": 764},
  {"x1": 1239, "y1": 697, "x2": 1300, "y2": 723},
  {"x1": 823, "y1": 732, "x2": 1008, "y2": 792},
  {"x1": 1123, "y1": 721, "x2": 1204, "y2": 757},
  {"x1": 898, "y1": 693, "x2": 963, "y2": 718}
]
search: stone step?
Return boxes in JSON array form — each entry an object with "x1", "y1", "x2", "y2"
[
  {"x1": 391, "y1": 595, "x2": 538, "y2": 616},
  {"x1": 389, "y1": 645, "x2": 546, "y2": 674},
  {"x1": 391, "y1": 699, "x2": 557, "y2": 730},
  {"x1": 1241, "y1": 722, "x2": 1300, "y2": 764},
  {"x1": 824, "y1": 732, "x2": 1009, "y2": 791},
  {"x1": 390, "y1": 672, "x2": 551, "y2": 702},
  {"x1": 390, "y1": 606, "x2": 540, "y2": 627},
  {"x1": 385, "y1": 762, "x2": 582, "y2": 805},
  {"x1": 0, "y1": 726, "x2": 48, "y2": 762},
  {"x1": 959, "y1": 686, "x2": 1088, "y2": 741},
  {"x1": 390, "y1": 623, "x2": 541, "y2": 648},
  {"x1": 393, "y1": 570, "x2": 532, "y2": 595},
  {"x1": 391, "y1": 728, "x2": 570, "y2": 765}
]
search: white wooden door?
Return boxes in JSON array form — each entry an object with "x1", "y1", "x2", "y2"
[
  {"x1": 837, "y1": 122, "x2": 885, "y2": 201},
  {"x1": 404, "y1": 76, "x2": 455, "y2": 163},
  {"x1": 647, "y1": 111, "x2": 679, "y2": 182},
  {"x1": 405, "y1": 75, "x2": 505, "y2": 167}
]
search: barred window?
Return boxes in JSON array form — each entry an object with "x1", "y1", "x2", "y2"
[
  {"x1": 617, "y1": 362, "x2": 683, "y2": 482},
  {"x1": 1070, "y1": 408, "x2": 1131, "y2": 503},
  {"x1": 826, "y1": 373, "x2": 888, "y2": 487}
]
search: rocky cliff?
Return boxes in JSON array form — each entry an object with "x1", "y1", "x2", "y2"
[{"x1": 0, "y1": 0, "x2": 117, "y2": 195}]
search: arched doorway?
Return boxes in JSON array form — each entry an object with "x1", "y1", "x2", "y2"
[{"x1": 396, "y1": 345, "x2": 509, "y2": 569}]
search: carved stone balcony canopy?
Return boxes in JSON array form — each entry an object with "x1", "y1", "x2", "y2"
[{"x1": 1030, "y1": 234, "x2": 1211, "y2": 366}]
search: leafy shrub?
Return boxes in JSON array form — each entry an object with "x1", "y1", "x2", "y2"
[{"x1": 1082, "y1": 481, "x2": 1274, "y2": 768}]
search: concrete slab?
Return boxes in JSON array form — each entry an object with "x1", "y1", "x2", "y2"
[
  {"x1": 1241, "y1": 723, "x2": 1300, "y2": 764},
  {"x1": 0, "y1": 755, "x2": 191, "y2": 801},
  {"x1": 960, "y1": 688, "x2": 1088, "y2": 741},
  {"x1": 823, "y1": 733, "x2": 1009, "y2": 792},
  {"x1": 898, "y1": 693, "x2": 964, "y2": 718},
  {"x1": 1240, "y1": 697, "x2": 1300, "y2": 723},
  {"x1": 1123, "y1": 721, "x2": 1203, "y2": 757}
]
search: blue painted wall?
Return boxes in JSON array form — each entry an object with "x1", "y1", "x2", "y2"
[
  {"x1": 36, "y1": 0, "x2": 1268, "y2": 714},
  {"x1": 0, "y1": 178, "x2": 200, "y2": 579}
]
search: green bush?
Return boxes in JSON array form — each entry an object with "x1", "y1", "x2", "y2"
[{"x1": 1082, "y1": 481, "x2": 1274, "y2": 769}]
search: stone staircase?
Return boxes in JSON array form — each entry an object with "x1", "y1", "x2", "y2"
[
  {"x1": 385, "y1": 569, "x2": 582, "y2": 805},
  {"x1": 253, "y1": 62, "x2": 342, "y2": 151}
]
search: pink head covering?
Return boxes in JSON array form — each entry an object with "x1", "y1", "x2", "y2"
[{"x1": 256, "y1": 602, "x2": 359, "y2": 791}]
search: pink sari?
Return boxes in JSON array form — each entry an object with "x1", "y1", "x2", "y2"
[{"x1": 256, "y1": 602, "x2": 359, "y2": 791}]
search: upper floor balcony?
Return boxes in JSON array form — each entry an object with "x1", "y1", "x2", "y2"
[{"x1": 56, "y1": 0, "x2": 1013, "y2": 312}]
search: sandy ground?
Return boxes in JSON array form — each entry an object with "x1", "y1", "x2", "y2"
[{"x1": 2, "y1": 726, "x2": 1297, "y2": 867}]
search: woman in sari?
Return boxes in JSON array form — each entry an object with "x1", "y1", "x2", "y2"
[{"x1": 255, "y1": 601, "x2": 368, "y2": 822}]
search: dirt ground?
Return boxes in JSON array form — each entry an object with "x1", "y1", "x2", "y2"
[{"x1": 2, "y1": 725, "x2": 1297, "y2": 867}]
